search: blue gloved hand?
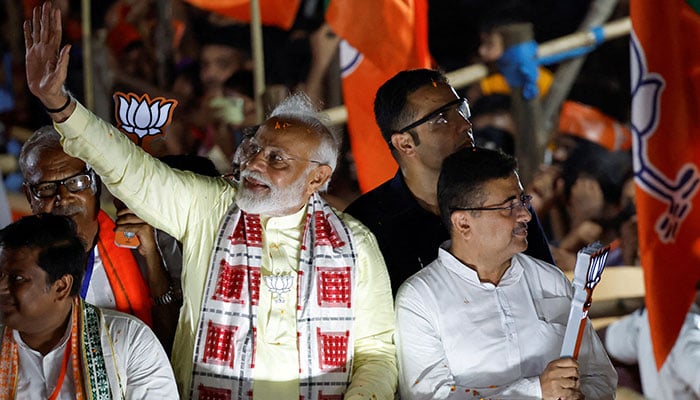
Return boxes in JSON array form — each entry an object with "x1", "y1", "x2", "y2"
[{"x1": 496, "y1": 40, "x2": 540, "y2": 100}]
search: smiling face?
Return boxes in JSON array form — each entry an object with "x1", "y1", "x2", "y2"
[
  {"x1": 0, "y1": 247, "x2": 71, "y2": 338},
  {"x1": 22, "y1": 148, "x2": 99, "y2": 248},
  {"x1": 399, "y1": 83, "x2": 474, "y2": 171},
  {"x1": 235, "y1": 118, "x2": 332, "y2": 216}
]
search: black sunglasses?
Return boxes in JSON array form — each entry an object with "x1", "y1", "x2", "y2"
[{"x1": 397, "y1": 98, "x2": 470, "y2": 133}]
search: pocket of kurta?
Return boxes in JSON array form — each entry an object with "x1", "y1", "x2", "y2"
[{"x1": 533, "y1": 296, "x2": 570, "y2": 325}]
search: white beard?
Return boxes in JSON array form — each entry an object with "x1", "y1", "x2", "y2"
[{"x1": 235, "y1": 170, "x2": 309, "y2": 216}]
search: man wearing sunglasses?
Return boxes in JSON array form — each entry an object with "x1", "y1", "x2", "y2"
[
  {"x1": 346, "y1": 68, "x2": 553, "y2": 295},
  {"x1": 395, "y1": 147, "x2": 616, "y2": 399},
  {"x1": 24, "y1": 4, "x2": 396, "y2": 399},
  {"x1": 18, "y1": 126, "x2": 178, "y2": 345}
]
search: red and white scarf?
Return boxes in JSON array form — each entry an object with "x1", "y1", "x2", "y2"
[{"x1": 190, "y1": 193, "x2": 358, "y2": 400}]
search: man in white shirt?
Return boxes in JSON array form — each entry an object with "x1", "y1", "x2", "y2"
[
  {"x1": 395, "y1": 147, "x2": 616, "y2": 399},
  {"x1": 0, "y1": 213, "x2": 177, "y2": 399},
  {"x1": 23, "y1": 3, "x2": 396, "y2": 399},
  {"x1": 605, "y1": 287, "x2": 700, "y2": 399}
]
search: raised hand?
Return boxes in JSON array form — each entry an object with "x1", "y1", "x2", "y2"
[{"x1": 24, "y1": 2, "x2": 72, "y2": 113}]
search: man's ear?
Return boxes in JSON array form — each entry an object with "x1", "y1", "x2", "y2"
[
  {"x1": 52, "y1": 274, "x2": 74, "y2": 301},
  {"x1": 450, "y1": 211, "x2": 472, "y2": 240},
  {"x1": 390, "y1": 132, "x2": 417, "y2": 156},
  {"x1": 305, "y1": 165, "x2": 333, "y2": 195}
]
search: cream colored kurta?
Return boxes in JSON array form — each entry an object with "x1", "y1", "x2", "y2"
[{"x1": 56, "y1": 103, "x2": 397, "y2": 400}]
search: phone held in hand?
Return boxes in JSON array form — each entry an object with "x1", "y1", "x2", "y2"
[{"x1": 115, "y1": 231, "x2": 140, "y2": 248}]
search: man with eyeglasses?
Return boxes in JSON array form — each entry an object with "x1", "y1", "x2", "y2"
[
  {"x1": 345, "y1": 68, "x2": 553, "y2": 295},
  {"x1": 395, "y1": 147, "x2": 616, "y2": 399},
  {"x1": 23, "y1": 4, "x2": 396, "y2": 399},
  {"x1": 18, "y1": 126, "x2": 179, "y2": 342}
]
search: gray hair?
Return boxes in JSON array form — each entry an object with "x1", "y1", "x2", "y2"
[
  {"x1": 269, "y1": 93, "x2": 339, "y2": 191},
  {"x1": 19, "y1": 126, "x2": 63, "y2": 176}
]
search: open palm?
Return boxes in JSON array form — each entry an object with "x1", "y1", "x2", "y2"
[{"x1": 24, "y1": 2, "x2": 71, "y2": 107}]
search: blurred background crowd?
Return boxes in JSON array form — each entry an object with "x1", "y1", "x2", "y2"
[{"x1": 1, "y1": 0, "x2": 635, "y2": 270}]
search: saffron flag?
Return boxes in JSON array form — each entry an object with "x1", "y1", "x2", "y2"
[
  {"x1": 183, "y1": 0, "x2": 301, "y2": 30},
  {"x1": 326, "y1": 0, "x2": 431, "y2": 192},
  {"x1": 630, "y1": 0, "x2": 700, "y2": 369}
]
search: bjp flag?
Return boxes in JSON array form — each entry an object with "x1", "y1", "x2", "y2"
[
  {"x1": 184, "y1": 0, "x2": 301, "y2": 30},
  {"x1": 630, "y1": 0, "x2": 700, "y2": 369},
  {"x1": 326, "y1": 0, "x2": 431, "y2": 192}
]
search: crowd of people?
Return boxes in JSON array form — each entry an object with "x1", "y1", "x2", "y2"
[{"x1": 1, "y1": 0, "x2": 698, "y2": 399}]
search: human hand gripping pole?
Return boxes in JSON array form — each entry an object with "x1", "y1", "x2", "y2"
[
  {"x1": 560, "y1": 241, "x2": 614, "y2": 359},
  {"x1": 24, "y1": 1, "x2": 75, "y2": 122}
]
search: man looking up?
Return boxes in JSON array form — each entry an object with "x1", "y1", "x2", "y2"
[
  {"x1": 0, "y1": 213, "x2": 177, "y2": 399},
  {"x1": 346, "y1": 68, "x2": 553, "y2": 294},
  {"x1": 24, "y1": 4, "x2": 396, "y2": 399},
  {"x1": 395, "y1": 147, "x2": 616, "y2": 399}
]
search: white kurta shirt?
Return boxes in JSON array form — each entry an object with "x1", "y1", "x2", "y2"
[
  {"x1": 395, "y1": 247, "x2": 616, "y2": 399},
  {"x1": 606, "y1": 304, "x2": 700, "y2": 399},
  {"x1": 14, "y1": 307, "x2": 178, "y2": 399},
  {"x1": 83, "y1": 246, "x2": 117, "y2": 309}
]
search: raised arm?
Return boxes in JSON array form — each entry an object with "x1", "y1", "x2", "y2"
[{"x1": 24, "y1": 2, "x2": 76, "y2": 122}]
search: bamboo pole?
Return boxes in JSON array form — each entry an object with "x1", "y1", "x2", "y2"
[
  {"x1": 321, "y1": 17, "x2": 632, "y2": 125},
  {"x1": 498, "y1": 22, "x2": 544, "y2": 184},
  {"x1": 541, "y1": 0, "x2": 621, "y2": 135},
  {"x1": 81, "y1": 0, "x2": 93, "y2": 110},
  {"x1": 250, "y1": 0, "x2": 266, "y2": 124},
  {"x1": 155, "y1": 0, "x2": 174, "y2": 89}
]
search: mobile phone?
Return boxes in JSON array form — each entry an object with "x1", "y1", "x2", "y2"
[{"x1": 115, "y1": 231, "x2": 140, "y2": 249}]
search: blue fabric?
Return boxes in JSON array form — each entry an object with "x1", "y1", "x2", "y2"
[{"x1": 497, "y1": 40, "x2": 540, "y2": 100}]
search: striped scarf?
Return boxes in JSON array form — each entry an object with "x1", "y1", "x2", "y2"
[
  {"x1": 190, "y1": 193, "x2": 358, "y2": 400},
  {"x1": 0, "y1": 298, "x2": 114, "y2": 399}
]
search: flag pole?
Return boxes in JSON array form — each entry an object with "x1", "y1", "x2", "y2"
[
  {"x1": 321, "y1": 17, "x2": 631, "y2": 126},
  {"x1": 81, "y1": 0, "x2": 94, "y2": 110},
  {"x1": 250, "y1": 0, "x2": 266, "y2": 124}
]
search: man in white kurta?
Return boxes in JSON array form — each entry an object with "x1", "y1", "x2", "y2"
[
  {"x1": 605, "y1": 299, "x2": 700, "y2": 399},
  {"x1": 0, "y1": 213, "x2": 177, "y2": 399},
  {"x1": 395, "y1": 147, "x2": 616, "y2": 399},
  {"x1": 9, "y1": 307, "x2": 178, "y2": 399}
]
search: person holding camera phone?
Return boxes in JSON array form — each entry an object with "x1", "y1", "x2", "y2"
[{"x1": 19, "y1": 126, "x2": 177, "y2": 349}]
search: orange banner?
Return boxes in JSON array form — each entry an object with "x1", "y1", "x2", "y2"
[
  {"x1": 327, "y1": 0, "x2": 431, "y2": 192},
  {"x1": 184, "y1": 0, "x2": 301, "y2": 30},
  {"x1": 630, "y1": 0, "x2": 700, "y2": 369}
]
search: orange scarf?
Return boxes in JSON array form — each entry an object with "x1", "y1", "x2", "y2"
[{"x1": 96, "y1": 210, "x2": 153, "y2": 326}]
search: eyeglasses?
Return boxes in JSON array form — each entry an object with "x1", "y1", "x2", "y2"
[
  {"x1": 451, "y1": 194, "x2": 533, "y2": 217},
  {"x1": 26, "y1": 169, "x2": 94, "y2": 199},
  {"x1": 238, "y1": 138, "x2": 324, "y2": 170},
  {"x1": 398, "y1": 98, "x2": 471, "y2": 133}
]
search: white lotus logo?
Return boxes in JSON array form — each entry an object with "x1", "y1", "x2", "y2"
[
  {"x1": 113, "y1": 92, "x2": 178, "y2": 146},
  {"x1": 264, "y1": 274, "x2": 294, "y2": 303},
  {"x1": 630, "y1": 32, "x2": 700, "y2": 243}
]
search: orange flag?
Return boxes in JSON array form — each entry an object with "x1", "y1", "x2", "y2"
[
  {"x1": 184, "y1": 0, "x2": 301, "y2": 30},
  {"x1": 326, "y1": 0, "x2": 431, "y2": 192},
  {"x1": 630, "y1": 0, "x2": 700, "y2": 369}
]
